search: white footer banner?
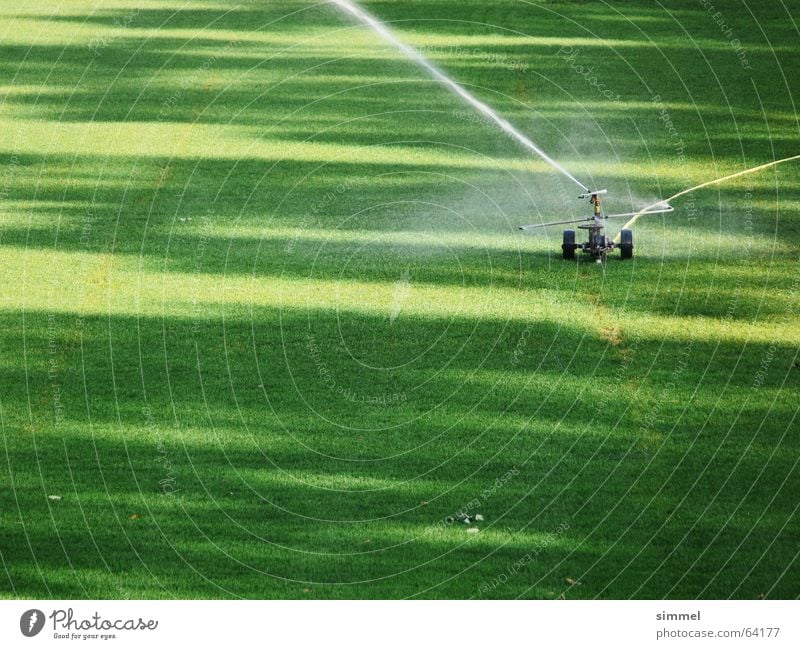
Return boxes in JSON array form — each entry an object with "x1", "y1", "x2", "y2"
[{"x1": 0, "y1": 601, "x2": 796, "y2": 648}]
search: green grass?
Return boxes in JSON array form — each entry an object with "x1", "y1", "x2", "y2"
[{"x1": 1, "y1": 0, "x2": 798, "y2": 599}]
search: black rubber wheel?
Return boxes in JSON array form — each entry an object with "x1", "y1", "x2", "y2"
[
  {"x1": 619, "y1": 228, "x2": 633, "y2": 260},
  {"x1": 562, "y1": 229, "x2": 576, "y2": 260}
]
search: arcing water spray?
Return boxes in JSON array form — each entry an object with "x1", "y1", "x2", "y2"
[
  {"x1": 619, "y1": 154, "x2": 800, "y2": 231},
  {"x1": 329, "y1": 0, "x2": 589, "y2": 192},
  {"x1": 613, "y1": 154, "x2": 800, "y2": 242}
]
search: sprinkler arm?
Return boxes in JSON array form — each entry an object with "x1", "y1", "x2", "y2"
[
  {"x1": 577, "y1": 189, "x2": 608, "y2": 199},
  {"x1": 519, "y1": 216, "x2": 597, "y2": 230},
  {"x1": 518, "y1": 204, "x2": 674, "y2": 230}
]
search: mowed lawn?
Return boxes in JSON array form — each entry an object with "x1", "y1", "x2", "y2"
[{"x1": 0, "y1": 0, "x2": 798, "y2": 599}]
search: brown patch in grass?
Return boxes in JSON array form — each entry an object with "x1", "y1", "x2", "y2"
[{"x1": 600, "y1": 325, "x2": 623, "y2": 346}]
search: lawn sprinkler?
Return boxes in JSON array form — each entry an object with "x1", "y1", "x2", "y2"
[
  {"x1": 329, "y1": 0, "x2": 800, "y2": 264},
  {"x1": 519, "y1": 191, "x2": 674, "y2": 262}
]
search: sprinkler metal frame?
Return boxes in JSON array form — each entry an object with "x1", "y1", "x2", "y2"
[{"x1": 519, "y1": 191, "x2": 674, "y2": 262}]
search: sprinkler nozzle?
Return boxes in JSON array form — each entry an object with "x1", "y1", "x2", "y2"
[{"x1": 578, "y1": 189, "x2": 608, "y2": 199}]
